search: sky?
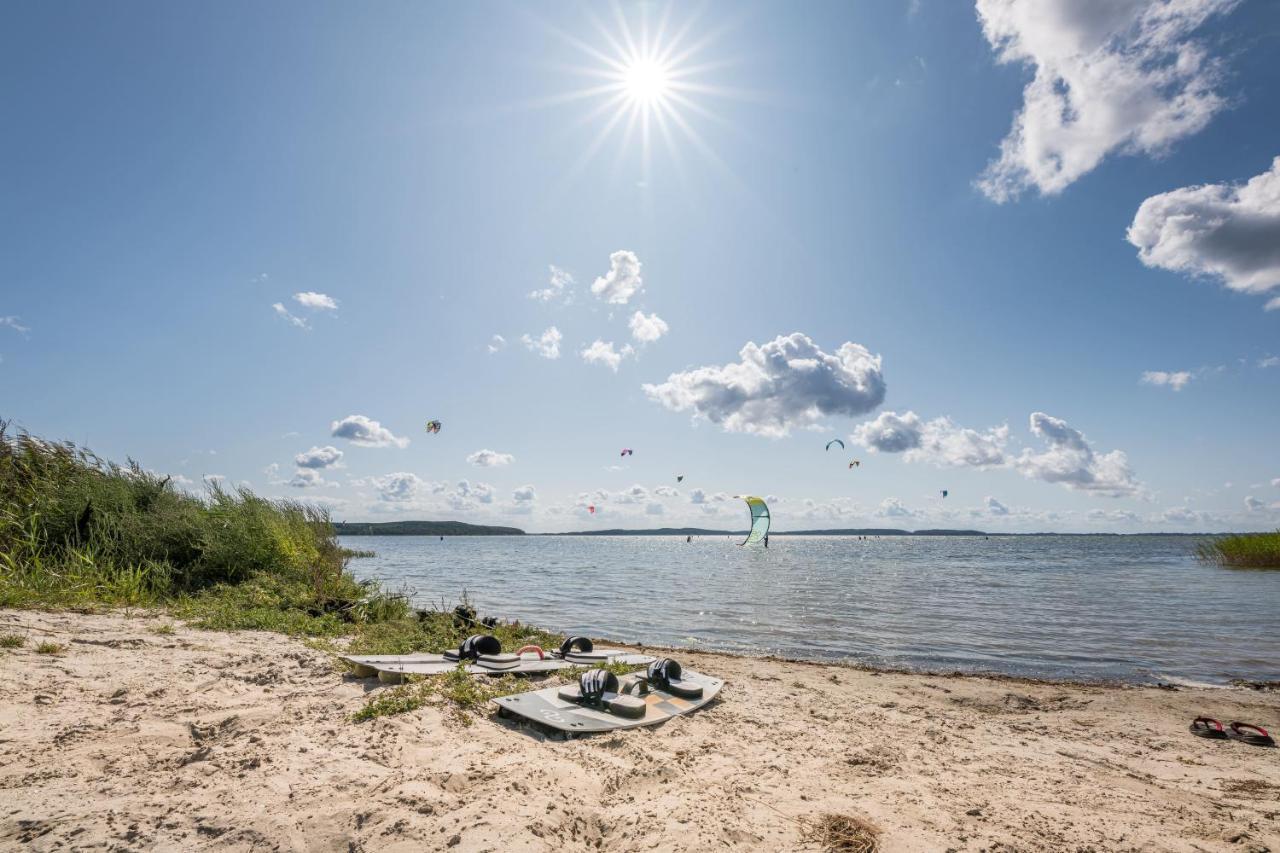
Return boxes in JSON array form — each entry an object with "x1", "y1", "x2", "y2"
[{"x1": 3, "y1": 0, "x2": 1279, "y2": 533}]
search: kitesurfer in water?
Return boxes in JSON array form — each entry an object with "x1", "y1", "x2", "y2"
[{"x1": 764, "y1": 535, "x2": 769, "y2": 548}]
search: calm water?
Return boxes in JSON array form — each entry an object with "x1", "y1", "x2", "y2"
[{"x1": 341, "y1": 534, "x2": 1280, "y2": 685}]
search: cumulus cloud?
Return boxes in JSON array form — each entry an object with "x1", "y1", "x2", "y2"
[
  {"x1": 370, "y1": 472, "x2": 428, "y2": 502},
  {"x1": 876, "y1": 497, "x2": 916, "y2": 518},
  {"x1": 1141, "y1": 370, "x2": 1195, "y2": 390},
  {"x1": 984, "y1": 496, "x2": 1010, "y2": 516},
  {"x1": 689, "y1": 488, "x2": 708, "y2": 505},
  {"x1": 330, "y1": 415, "x2": 410, "y2": 448},
  {"x1": 521, "y1": 326, "x2": 562, "y2": 359},
  {"x1": 643, "y1": 332, "x2": 886, "y2": 437},
  {"x1": 1088, "y1": 508, "x2": 1140, "y2": 523},
  {"x1": 1161, "y1": 506, "x2": 1215, "y2": 525},
  {"x1": 975, "y1": 0, "x2": 1234, "y2": 202},
  {"x1": 487, "y1": 334, "x2": 506, "y2": 354},
  {"x1": 653, "y1": 486, "x2": 680, "y2": 498},
  {"x1": 1244, "y1": 495, "x2": 1265, "y2": 512},
  {"x1": 854, "y1": 411, "x2": 1008, "y2": 467},
  {"x1": 272, "y1": 303, "x2": 308, "y2": 329},
  {"x1": 294, "y1": 445, "x2": 344, "y2": 469},
  {"x1": 294, "y1": 291, "x2": 338, "y2": 311},
  {"x1": 1259, "y1": 356, "x2": 1280, "y2": 369},
  {"x1": 512, "y1": 485, "x2": 536, "y2": 503},
  {"x1": 450, "y1": 479, "x2": 494, "y2": 507},
  {"x1": 590, "y1": 250, "x2": 643, "y2": 304},
  {"x1": 466, "y1": 449, "x2": 514, "y2": 467},
  {"x1": 529, "y1": 265, "x2": 575, "y2": 302},
  {"x1": 580, "y1": 340, "x2": 634, "y2": 372},
  {"x1": 1127, "y1": 157, "x2": 1280, "y2": 304},
  {"x1": 287, "y1": 468, "x2": 331, "y2": 489},
  {"x1": 645, "y1": 502, "x2": 665, "y2": 516},
  {"x1": 1015, "y1": 412, "x2": 1140, "y2": 496},
  {"x1": 629, "y1": 311, "x2": 669, "y2": 343}
]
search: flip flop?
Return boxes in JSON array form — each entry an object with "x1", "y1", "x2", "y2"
[
  {"x1": 556, "y1": 669, "x2": 648, "y2": 719},
  {"x1": 1226, "y1": 722, "x2": 1275, "y2": 747},
  {"x1": 642, "y1": 658, "x2": 703, "y2": 700},
  {"x1": 1189, "y1": 717, "x2": 1227, "y2": 739}
]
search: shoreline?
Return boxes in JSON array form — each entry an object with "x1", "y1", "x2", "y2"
[{"x1": 3, "y1": 607, "x2": 1279, "y2": 851}]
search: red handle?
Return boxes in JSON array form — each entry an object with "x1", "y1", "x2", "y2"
[{"x1": 515, "y1": 645, "x2": 545, "y2": 659}]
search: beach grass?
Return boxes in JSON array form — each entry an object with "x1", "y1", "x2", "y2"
[
  {"x1": 1196, "y1": 531, "x2": 1280, "y2": 569},
  {"x1": 350, "y1": 666, "x2": 517, "y2": 725},
  {"x1": 0, "y1": 633, "x2": 25, "y2": 648},
  {"x1": 35, "y1": 641, "x2": 65, "y2": 655},
  {"x1": 0, "y1": 421, "x2": 408, "y2": 631}
]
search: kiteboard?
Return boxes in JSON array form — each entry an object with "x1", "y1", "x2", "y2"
[{"x1": 491, "y1": 670, "x2": 723, "y2": 734}]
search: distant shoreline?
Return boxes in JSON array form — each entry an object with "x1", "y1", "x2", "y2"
[{"x1": 335, "y1": 521, "x2": 1226, "y2": 537}]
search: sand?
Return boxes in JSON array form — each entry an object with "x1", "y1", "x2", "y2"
[{"x1": 1, "y1": 608, "x2": 1277, "y2": 852}]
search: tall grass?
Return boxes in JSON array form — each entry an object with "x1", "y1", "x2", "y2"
[
  {"x1": 1197, "y1": 531, "x2": 1280, "y2": 569},
  {"x1": 0, "y1": 421, "x2": 409, "y2": 628}
]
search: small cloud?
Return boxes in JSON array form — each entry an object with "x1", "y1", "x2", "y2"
[
  {"x1": 529, "y1": 265, "x2": 575, "y2": 302},
  {"x1": 264, "y1": 462, "x2": 281, "y2": 478},
  {"x1": 487, "y1": 334, "x2": 506, "y2": 354},
  {"x1": 330, "y1": 415, "x2": 410, "y2": 448},
  {"x1": 876, "y1": 497, "x2": 916, "y2": 518},
  {"x1": 288, "y1": 468, "x2": 333, "y2": 489},
  {"x1": 521, "y1": 326, "x2": 563, "y2": 359},
  {"x1": 512, "y1": 485, "x2": 536, "y2": 503},
  {"x1": 294, "y1": 445, "x2": 344, "y2": 469},
  {"x1": 1141, "y1": 370, "x2": 1195, "y2": 391},
  {"x1": 590, "y1": 250, "x2": 643, "y2": 304},
  {"x1": 0, "y1": 316, "x2": 30, "y2": 335},
  {"x1": 580, "y1": 340, "x2": 634, "y2": 372},
  {"x1": 293, "y1": 291, "x2": 338, "y2": 311},
  {"x1": 1015, "y1": 413, "x2": 1141, "y2": 497},
  {"x1": 628, "y1": 310, "x2": 669, "y2": 343},
  {"x1": 369, "y1": 472, "x2": 429, "y2": 502},
  {"x1": 466, "y1": 449, "x2": 514, "y2": 467},
  {"x1": 272, "y1": 303, "x2": 308, "y2": 329},
  {"x1": 984, "y1": 496, "x2": 1009, "y2": 516},
  {"x1": 1259, "y1": 356, "x2": 1280, "y2": 369},
  {"x1": 1244, "y1": 495, "x2": 1265, "y2": 512}
]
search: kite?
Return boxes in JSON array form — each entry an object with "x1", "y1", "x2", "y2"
[
  {"x1": 940, "y1": 490, "x2": 949, "y2": 498},
  {"x1": 676, "y1": 474, "x2": 684, "y2": 483},
  {"x1": 425, "y1": 420, "x2": 442, "y2": 434},
  {"x1": 588, "y1": 505, "x2": 596, "y2": 514},
  {"x1": 825, "y1": 439, "x2": 844, "y2": 451},
  {"x1": 848, "y1": 460, "x2": 860, "y2": 469},
  {"x1": 736, "y1": 495, "x2": 771, "y2": 547},
  {"x1": 620, "y1": 448, "x2": 633, "y2": 457}
]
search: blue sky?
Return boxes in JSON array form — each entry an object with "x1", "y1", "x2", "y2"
[{"x1": 3, "y1": 0, "x2": 1279, "y2": 533}]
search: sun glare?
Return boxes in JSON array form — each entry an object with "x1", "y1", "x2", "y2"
[{"x1": 623, "y1": 59, "x2": 671, "y2": 106}]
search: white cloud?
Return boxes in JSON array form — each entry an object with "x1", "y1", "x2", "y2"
[
  {"x1": 1015, "y1": 412, "x2": 1141, "y2": 496},
  {"x1": 1141, "y1": 370, "x2": 1195, "y2": 391},
  {"x1": 984, "y1": 496, "x2": 1010, "y2": 516},
  {"x1": 512, "y1": 485, "x2": 536, "y2": 503},
  {"x1": 628, "y1": 311, "x2": 669, "y2": 343},
  {"x1": 653, "y1": 486, "x2": 680, "y2": 498},
  {"x1": 645, "y1": 502, "x2": 665, "y2": 516},
  {"x1": 689, "y1": 488, "x2": 707, "y2": 505},
  {"x1": 615, "y1": 484, "x2": 649, "y2": 504},
  {"x1": 370, "y1": 472, "x2": 427, "y2": 502},
  {"x1": 272, "y1": 303, "x2": 308, "y2": 329},
  {"x1": 853, "y1": 411, "x2": 1008, "y2": 467},
  {"x1": 451, "y1": 479, "x2": 494, "y2": 507},
  {"x1": 1258, "y1": 356, "x2": 1280, "y2": 369},
  {"x1": 287, "y1": 468, "x2": 331, "y2": 489},
  {"x1": 521, "y1": 326, "x2": 562, "y2": 359},
  {"x1": 975, "y1": 0, "x2": 1234, "y2": 201},
  {"x1": 1088, "y1": 508, "x2": 1140, "y2": 523},
  {"x1": 876, "y1": 497, "x2": 916, "y2": 518},
  {"x1": 294, "y1": 291, "x2": 338, "y2": 311},
  {"x1": 1127, "y1": 157, "x2": 1280, "y2": 304},
  {"x1": 643, "y1": 332, "x2": 886, "y2": 437},
  {"x1": 590, "y1": 250, "x2": 643, "y2": 304},
  {"x1": 1161, "y1": 506, "x2": 1215, "y2": 525},
  {"x1": 264, "y1": 463, "x2": 281, "y2": 478},
  {"x1": 529, "y1": 265, "x2": 575, "y2": 302},
  {"x1": 580, "y1": 340, "x2": 634, "y2": 372},
  {"x1": 330, "y1": 415, "x2": 410, "y2": 448},
  {"x1": 1272, "y1": 478, "x2": 1280, "y2": 488},
  {"x1": 0, "y1": 316, "x2": 29, "y2": 334},
  {"x1": 294, "y1": 445, "x2": 344, "y2": 469},
  {"x1": 487, "y1": 334, "x2": 506, "y2": 354},
  {"x1": 466, "y1": 449, "x2": 514, "y2": 467},
  {"x1": 1244, "y1": 495, "x2": 1265, "y2": 512}
]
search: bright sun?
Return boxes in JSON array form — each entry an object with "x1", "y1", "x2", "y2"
[{"x1": 622, "y1": 59, "x2": 671, "y2": 106}]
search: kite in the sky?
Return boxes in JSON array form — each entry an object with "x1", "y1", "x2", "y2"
[
  {"x1": 736, "y1": 496, "x2": 771, "y2": 547},
  {"x1": 825, "y1": 439, "x2": 844, "y2": 451},
  {"x1": 588, "y1": 505, "x2": 596, "y2": 514},
  {"x1": 425, "y1": 420, "x2": 442, "y2": 434},
  {"x1": 676, "y1": 474, "x2": 684, "y2": 483},
  {"x1": 849, "y1": 460, "x2": 860, "y2": 469},
  {"x1": 940, "y1": 490, "x2": 949, "y2": 498},
  {"x1": 620, "y1": 448, "x2": 633, "y2": 457}
]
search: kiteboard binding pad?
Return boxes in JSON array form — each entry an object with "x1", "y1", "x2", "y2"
[
  {"x1": 552, "y1": 636, "x2": 656, "y2": 666},
  {"x1": 492, "y1": 659, "x2": 722, "y2": 734}
]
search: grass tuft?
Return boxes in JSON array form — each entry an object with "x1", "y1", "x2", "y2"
[
  {"x1": 1197, "y1": 531, "x2": 1280, "y2": 569},
  {"x1": 798, "y1": 813, "x2": 881, "y2": 853},
  {"x1": 35, "y1": 641, "x2": 65, "y2": 655},
  {"x1": 0, "y1": 633, "x2": 25, "y2": 648},
  {"x1": 149, "y1": 622, "x2": 175, "y2": 635}
]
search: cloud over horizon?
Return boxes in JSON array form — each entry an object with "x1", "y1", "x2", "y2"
[
  {"x1": 590, "y1": 250, "x2": 643, "y2": 304},
  {"x1": 466, "y1": 449, "x2": 514, "y2": 467},
  {"x1": 330, "y1": 415, "x2": 410, "y2": 448},
  {"x1": 1016, "y1": 412, "x2": 1141, "y2": 496},
  {"x1": 643, "y1": 332, "x2": 886, "y2": 437},
  {"x1": 294, "y1": 445, "x2": 344, "y2": 469}
]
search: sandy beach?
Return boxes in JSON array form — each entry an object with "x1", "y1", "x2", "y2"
[{"x1": 1, "y1": 607, "x2": 1277, "y2": 852}]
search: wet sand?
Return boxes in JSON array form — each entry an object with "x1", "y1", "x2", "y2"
[{"x1": 1, "y1": 608, "x2": 1277, "y2": 852}]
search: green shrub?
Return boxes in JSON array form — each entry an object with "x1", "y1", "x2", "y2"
[
  {"x1": 0, "y1": 633, "x2": 24, "y2": 648},
  {"x1": 35, "y1": 641, "x2": 64, "y2": 655}
]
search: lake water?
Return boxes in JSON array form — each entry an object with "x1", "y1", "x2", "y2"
[{"x1": 340, "y1": 534, "x2": 1280, "y2": 685}]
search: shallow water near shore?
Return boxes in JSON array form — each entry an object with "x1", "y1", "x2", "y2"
[{"x1": 341, "y1": 534, "x2": 1280, "y2": 685}]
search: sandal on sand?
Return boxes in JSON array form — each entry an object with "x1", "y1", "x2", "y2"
[
  {"x1": 443, "y1": 634, "x2": 520, "y2": 671},
  {"x1": 1226, "y1": 722, "x2": 1275, "y2": 747},
  {"x1": 1189, "y1": 717, "x2": 1228, "y2": 739},
  {"x1": 643, "y1": 658, "x2": 703, "y2": 699},
  {"x1": 557, "y1": 669, "x2": 648, "y2": 718}
]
